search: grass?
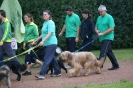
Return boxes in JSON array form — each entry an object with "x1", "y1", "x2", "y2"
[
  {"x1": 91, "y1": 48, "x2": 133, "y2": 60},
  {"x1": 62, "y1": 79, "x2": 133, "y2": 88}
]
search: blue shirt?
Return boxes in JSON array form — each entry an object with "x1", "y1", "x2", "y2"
[{"x1": 41, "y1": 20, "x2": 57, "y2": 46}]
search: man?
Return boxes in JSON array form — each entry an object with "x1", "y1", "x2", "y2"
[
  {"x1": 59, "y1": 6, "x2": 81, "y2": 52},
  {"x1": 0, "y1": 24, "x2": 3, "y2": 61},
  {"x1": 0, "y1": 10, "x2": 18, "y2": 62},
  {"x1": 95, "y1": 5, "x2": 119, "y2": 70}
]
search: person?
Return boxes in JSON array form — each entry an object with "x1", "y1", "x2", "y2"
[
  {"x1": 0, "y1": 24, "x2": 3, "y2": 61},
  {"x1": 34, "y1": 10, "x2": 61, "y2": 79},
  {"x1": 0, "y1": 10, "x2": 18, "y2": 62},
  {"x1": 22, "y1": 13, "x2": 42, "y2": 76},
  {"x1": 95, "y1": 5, "x2": 119, "y2": 70},
  {"x1": 80, "y1": 9, "x2": 94, "y2": 51},
  {"x1": 59, "y1": 6, "x2": 81, "y2": 52}
]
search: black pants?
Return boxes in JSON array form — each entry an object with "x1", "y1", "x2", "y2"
[
  {"x1": 82, "y1": 38, "x2": 92, "y2": 52},
  {"x1": 99, "y1": 40, "x2": 119, "y2": 68},
  {"x1": 0, "y1": 42, "x2": 18, "y2": 62},
  {"x1": 25, "y1": 43, "x2": 36, "y2": 64},
  {"x1": 66, "y1": 37, "x2": 76, "y2": 52}
]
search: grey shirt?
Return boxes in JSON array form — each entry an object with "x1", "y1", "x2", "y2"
[{"x1": 0, "y1": 25, "x2": 3, "y2": 40}]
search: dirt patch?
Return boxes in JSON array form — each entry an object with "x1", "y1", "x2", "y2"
[{"x1": 10, "y1": 59, "x2": 133, "y2": 88}]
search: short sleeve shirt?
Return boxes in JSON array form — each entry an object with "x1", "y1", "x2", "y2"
[
  {"x1": 65, "y1": 13, "x2": 81, "y2": 38},
  {"x1": 41, "y1": 20, "x2": 57, "y2": 46},
  {"x1": 95, "y1": 14, "x2": 115, "y2": 42}
]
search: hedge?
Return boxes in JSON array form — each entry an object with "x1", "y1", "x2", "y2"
[{"x1": 0, "y1": 0, "x2": 133, "y2": 52}]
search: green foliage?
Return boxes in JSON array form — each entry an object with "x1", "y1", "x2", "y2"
[{"x1": 1, "y1": 0, "x2": 133, "y2": 52}]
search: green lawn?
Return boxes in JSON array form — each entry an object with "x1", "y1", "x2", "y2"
[
  {"x1": 91, "y1": 48, "x2": 133, "y2": 60},
  {"x1": 63, "y1": 80, "x2": 133, "y2": 88}
]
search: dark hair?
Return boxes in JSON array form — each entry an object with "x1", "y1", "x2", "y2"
[
  {"x1": 66, "y1": 6, "x2": 73, "y2": 12},
  {"x1": 24, "y1": 13, "x2": 34, "y2": 22},
  {"x1": 0, "y1": 10, "x2": 6, "y2": 17},
  {"x1": 43, "y1": 10, "x2": 52, "y2": 20},
  {"x1": 82, "y1": 9, "x2": 92, "y2": 18}
]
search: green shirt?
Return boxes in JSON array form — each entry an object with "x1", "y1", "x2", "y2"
[
  {"x1": 41, "y1": 20, "x2": 57, "y2": 46},
  {"x1": 0, "y1": 18, "x2": 12, "y2": 44},
  {"x1": 24, "y1": 22, "x2": 39, "y2": 44},
  {"x1": 65, "y1": 13, "x2": 81, "y2": 38},
  {"x1": 95, "y1": 14, "x2": 115, "y2": 42}
]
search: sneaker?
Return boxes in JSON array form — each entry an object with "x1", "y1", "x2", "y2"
[
  {"x1": 65, "y1": 65, "x2": 71, "y2": 69},
  {"x1": 35, "y1": 73, "x2": 45, "y2": 79},
  {"x1": 51, "y1": 73, "x2": 61, "y2": 77},
  {"x1": 22, "y1": 71, "x2": 31, "y2": 76}
]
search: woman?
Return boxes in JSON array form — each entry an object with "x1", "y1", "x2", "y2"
[
  {"x1": 22, "y1": 13, "x2": 42, "y2": 76},
  {"x1": 34, "y1": 10, "x2": 61, "y2": 79},
  {"x1": 80, "y1": 9, "x2": 94, "y2": 51}
]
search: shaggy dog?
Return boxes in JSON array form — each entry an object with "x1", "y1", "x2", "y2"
[
  {"x1": 60, "y1": 51, "x2": 104, "y2": 77},
  {"x1": 0, "y1": 61, "x2": 26, "y2": 81},
  {"x1": 0, "y1": 65, "x2": 11, "y2": 88}
]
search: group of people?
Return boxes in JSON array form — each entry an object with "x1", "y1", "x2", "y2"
[{"x1": 0, "y1": 5, "x2": 119, "y2": 80}]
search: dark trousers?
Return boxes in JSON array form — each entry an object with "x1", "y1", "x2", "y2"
[
  {"x1": 66, "y1": 37, "x2": 76, "y2": 52},
  {"x1": 25, "y1": 43, "x2": 36, "y2": 64},
  {"x1": 99, "y1": 40, "x2": 119, "y2": 68},
  {"x1": 0, "y1": 42, "x2": 18, "y2": 62},
  {"x1": 82, "y1": 38, "x2": 92, "y2": 52},
  {"x1": 0, "y1": 55, "x2": 3, "y2": 61},
  {"x1": 40, "y1": 44, "x2": 61, "y2": 75}
]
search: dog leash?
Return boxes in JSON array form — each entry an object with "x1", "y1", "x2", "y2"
[
  {"x1": 0, "y1": 45, "x2": 39, "y2": 63},
  {"x1": 75, "y1": 36, "x2": 98, "y2": 53}
]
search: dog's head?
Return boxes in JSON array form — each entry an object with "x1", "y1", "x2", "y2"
[
  {"x1": 60, "y1": 51, "x2": 73, "y2": 63},
  {"x1": 20, "y1": 64, "x2": 26, "y2": 72}
]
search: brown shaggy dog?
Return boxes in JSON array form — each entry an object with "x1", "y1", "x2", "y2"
[{"x1": 60, "y1": 51, "x2": 104, "y2": 77}]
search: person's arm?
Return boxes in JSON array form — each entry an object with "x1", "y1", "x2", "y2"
[
  {"x1": 98, "y1": 28, "x2": 114, "y2": 36},
  {"x1": 33, "y1": 25, "x2": 39, "y2": 41},
  {"x1": 0, "y1": 22, "x2": 9, "y2": 46},
  {"x1": 59, "y1": 24, "x2": 66, "y2": 37},
  {"x1": 75, "y1": 15, "x2": 81, "y2": 42}
]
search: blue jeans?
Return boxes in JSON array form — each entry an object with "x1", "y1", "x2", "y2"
[
  {"x1": 0, "y1": 42, "x2": 18, "y2": 62},
  {"x1": 0, "y1": 55, "x2": 3, "y2": 61},
  {"x1": 40, "y1": 44, "x2": 61, "y2": 75}
]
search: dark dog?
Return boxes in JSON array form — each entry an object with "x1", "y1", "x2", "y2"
[
  {"x1": 46, "y1": 59, "x2": 67, "y2": 75},
  {"x1": 0, "y1": 65, "x2": 11, "y2": 88},
  {"x1": 34, "y1": 48, "x2": 67, "y2": 74},
  {"x1": 0, "y1": 61, "x2": 26, "y2": 81}
]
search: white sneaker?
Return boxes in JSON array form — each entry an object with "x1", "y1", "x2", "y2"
[
  {"x1": 51, "y1": 73, "x2": 62, "y2": 77},
  {"x1": 35, "y1": 74, "x2": 45, "y2": 79}
]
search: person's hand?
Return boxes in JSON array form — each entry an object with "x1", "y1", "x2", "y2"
[
  {"x1": 23, "y1": 45, "x2": 26, "y2": 50},
  {"x1": 98, "y1": 32, "x2": 104, "y2": 36},
  {"x1": 58, "y1": 32, "x2": 63, "y2": 37},
  {"x1": 39, "y1": 41, "x2": 44, "y2": 46},
  {"x1": 32, "y1": 40, "x2": 38, "y2": 45},
  {"x1": 0, "y1": 41, "x2": 3, "y2": 46},
  {"x1": 75, "y1": 37, "x2": 79, "y2": 42},
  {"x1": 95, "y1": 30, "x2": 99, "y2": 35}
]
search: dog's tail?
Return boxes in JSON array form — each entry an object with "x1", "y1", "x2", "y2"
[{"x1": 96, "y1": 58, "x2": 105, "y2": 67}]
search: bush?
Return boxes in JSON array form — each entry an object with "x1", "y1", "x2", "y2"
[{"x1": 1, "y1": 0, "x2": 133, "y2": 52}]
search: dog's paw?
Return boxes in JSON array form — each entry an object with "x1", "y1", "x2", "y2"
[
  {"x1": 17, "y1": 76, "x2": 21, "y2": 81},
  {"x1": 84, "y1": 73, "x2": 89, "y2": 76}
]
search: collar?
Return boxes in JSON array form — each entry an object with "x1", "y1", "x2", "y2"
[
  {"x1": 4, "y1": 18, "x2": 9, "y2": 22},
  {"x1": 29, "y1": 22, "x2": 34, "y2": 25}
]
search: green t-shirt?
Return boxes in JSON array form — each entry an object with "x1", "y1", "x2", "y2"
[
  {"x1": 24, "y1": 22, "x2": 39, "y2": 44},
  {"x1": 65, "y1": 13, "x2": 81, "y2": 38},
  {"x1": 41, "y1": 20, "x2": 57, "y2": 46},
  {"x1": 95, "y1": 14, "x2": 115, "y2": 42}
]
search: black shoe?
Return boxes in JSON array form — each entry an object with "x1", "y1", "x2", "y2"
[
  {"x1": 108, "y1": 67, "x2": 119, "y2": 70},
  {"x1": 22, "y1": 71, "x2": 31, "y2": 76}
]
